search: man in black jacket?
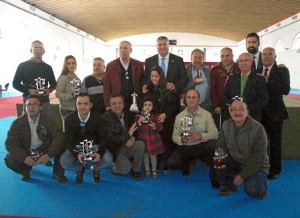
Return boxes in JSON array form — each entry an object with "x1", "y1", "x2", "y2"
[
  {"x1": 101, "y1": 94, "x2": 145, "y2": 180},
  {"x1": 224, "y1": 52, "x2": 268, "y2": 122},
  {"x1": 258, "y1": 47, "x2": 290, "y2": 180},
  {"x1": 60, "y1": 93, "x2": 112, "y2": 184}
]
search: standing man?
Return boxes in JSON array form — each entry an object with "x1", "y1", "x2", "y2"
[
  {"x1": 170, "y1": 89, "x2": 219, "y2": 188},
  {"x1": 185, "y1": 49, "x2": 212, "y2": 112},
  {"x1": 13, "y1": 40, "x2": 56, "y2": 114},
  {"x1": 224, "y1": 53, "x2": 268, "y2": 122},
  {"x1": 81, "y1": 57, "x2": 106, "y2": 114},
  {"x1": 216, "y1": 98, "x2": 269, "y2": 199},
  {"x1": 210, "y1": 47, "x2": 240, "y2": 129},
  {"x1": 144, "y1": 36, "x2": 188, "y2": 95},
  {"x1": 4, "y1": 95, "x2": 66, "y2": 182},
  {"x1": 60, "y1": 93, "x2": 112, "y2": 184},
  {"x1": 246, "y1": 32, "x2": 263, "y2": 72},
  {"x1": 259, "y1": 47, "x2": 290, "y2": 180},
  {"x1": 143, "y1": 36, "x2": 188, "y2": 173},
  {"x1": 101, "y1": 94, "x2": 145, "y2": 180},
  {"x1": 104, "y1": 41, "x2": 144, "y2": 111}
]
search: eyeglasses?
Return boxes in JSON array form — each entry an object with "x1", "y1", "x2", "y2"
[
  {"x1": 226, "y1": 96, "x2": 244, "y2": 107},
  {"x1": 32, "y1": 47, "x2": 44, "y2": 51},
  {"x1": 26, "y1": 103, "x2": 41, "y2": 108},
  {"x1": 230, "y1": 108, "x2": 246, "y2": 113},
  {"x1": 237, "y1": 59, "x2": 252, "y2": 63},
  {"x1": 232, "y1": 96, "x2": 244, "y2": 101},
  {"x1": 125, "y1": 71, "x2": 129, "y2": 80}
]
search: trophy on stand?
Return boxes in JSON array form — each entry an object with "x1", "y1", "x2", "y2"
[
  {"x1": 130, "y1": 92, "x2": 139, "y2": 113},
  {"x1": 30, "y1": 148, "x2": 43, "y2": 161},
  {"x1": 180, "y1": 114, "x2": 193, "y2": 136},
  {"x1": 140, "y1": 109, "x2": 151, "y2": 124},
  {"x1": 70, "y1": 79, "x2": 81, "y2": 96},
  {"x1": 34, "y1": 77, "x2": 47, "y2": 95},
  {"x1": 74, "y1": 139, "x2": 99, "y2": 162},
  {"x1": 213, "y1": 147, "x2": 228, "y2": 169},
  {"x1": 193, "y1": 65, "x2": 204, "y2": 85}
]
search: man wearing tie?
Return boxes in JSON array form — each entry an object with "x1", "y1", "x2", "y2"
[
  {"x1": 258, "y1": 47, "x2": 290, "y2": 180},
  {"x1": 143, "y1": 36, "x2": 188, "y2": 173},
  {"x1": 246, "y1": 32, "x2": 263, "y2": 72}
]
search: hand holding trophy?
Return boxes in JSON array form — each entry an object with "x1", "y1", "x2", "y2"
[
  {"x1": 180, "y1": 114, "x2": 193, "y2": 143},
  {"x1": 140, "y1": 109, "x2": 151, "y2": 124},
  {"x1": 30, "y1": 148, "x2": 43, "y2": 161},
  {"x1": 74, "y1": 139, "x2": 99, "y2": 162},
  {"x1": 34, "y1": 77, "x2": 47, "y2": 95},
  {"x1": 213, "y1": 147, "x2": 228, "y2": 169}
]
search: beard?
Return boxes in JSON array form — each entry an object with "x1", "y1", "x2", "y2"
[{"x1": 247, "y1": 46, "x2": 258, "y2": 54}]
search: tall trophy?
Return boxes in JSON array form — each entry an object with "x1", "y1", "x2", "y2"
[
  {"x1": 34, "y1": 77, "x2": 47, "y2": 95},
  {"x1": 194, "y1": 65, "x2": 204, "y2": 84},
  {"x1": 130, "y1": 92, "x2": 139, "y2": 113},
  {"x1": 213, "y1": 147, "x2": 228, "y2": 169},
  {"x1": 70, "y1": 79, "x2": 81, "y2": 96},
  {"x1": 180, "y1": 114, "x2": 193, "y2": 136},
  {"x1": 140, "y1": 109, "x2": 151, "y2": 124},
  {"x1": 30, "y1": 148, "x2": 43, "y2": 161},
  {"x1": 74, "y1": 139, "x2": 99, "y2": 162}
]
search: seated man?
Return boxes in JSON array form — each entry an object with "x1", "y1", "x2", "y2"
[
  {"x1": 60, "y1": 93, "x2": 112, "y2": 184},
  {"x1": 215, "y1": 97, "x2": 269, "y2": 199},
  {"x1": 4, "y1": 95, "x2": 66, "y2": 182},
  {"x1": 169, "y1": 88, "x2": 219, "y2": 188},
  {"x1": 101, "y1": 94, "x2": 145, "y2": 180}
]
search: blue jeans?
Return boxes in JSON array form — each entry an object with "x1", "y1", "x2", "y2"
[
  {"x1": 60, "y1": 149, "x2": 112, "y2": 172},
  {"x1": 217, "y1": 156, "x2": 268, "y2": 197}
]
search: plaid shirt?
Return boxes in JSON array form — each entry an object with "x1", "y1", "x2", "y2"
[{"x1": 135, "y1": 114, "x2": 164, "y2": 155}]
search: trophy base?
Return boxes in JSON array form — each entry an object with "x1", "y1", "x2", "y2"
[
  {"x1": 37, "y1": 91, "x2": 45, "y2": 95},
  {"x1": 130, "y1": 106, "x2": 139, "y2": 113},
  {"x1": 194, "y1": 78, "x2": 204, "y2": 84}
]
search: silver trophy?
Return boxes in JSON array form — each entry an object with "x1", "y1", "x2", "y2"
[
  {"x1": 30, "y1": 148, "x2": 43, "y2": 161},
  {"x1": 213, "y1": 147, "x2": 228, "y2": 169},
  {"x1": 141, "y1": 109, "x2": 151, "y2": 124},
  {"x1": 34, "y1": 77, "x2": 46, "y2": 95},
  {"x1": 70, "y1": 79, "x2": 81, "y2": 96},
  {"x1": 74, "y1": 139, "x2": 99, "y2": 162},
  {"x1": 130, "y1": 92, "x2": 139, "y2": 113},
  {"x1": 180, "y1": 114, "x2": 193, "y2": 136}
]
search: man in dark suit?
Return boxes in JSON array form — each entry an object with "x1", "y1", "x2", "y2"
[
  {"x1": 258, "y1": 47, "x2": 290, "y2": 180},
  {"x1": 104, "y1": 40, "x2": 144, "y2": 111},
  {"x1": 143, "y1": 36, "x2": 188, "y2": 173},
  {"x1": 224, "y1": 53, "x2": 268, "y2": 122},
  {"x1": 246, "y1": 32, "x2": 263, "y2": 72}
]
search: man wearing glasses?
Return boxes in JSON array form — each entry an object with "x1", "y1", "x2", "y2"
[
  {"x1": 12, "y1": 40, "x2": 56, "y2": 115},
  {"x1": 4, "y1": 95, "x2": 66, "y2": 182},
  {"x1": 60, "y1": 93, "x2": 112, "y2": 184},
  {"x1": 215, "y1": 98, "x2": 269, "y2": 199},
  {"x1": 224, "y1": 52, "x2": 268, "y2": 122}
]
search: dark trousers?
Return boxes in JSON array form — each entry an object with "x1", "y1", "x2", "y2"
[
  {"x1": 5, "y1": 152, "x2": 65, "y2": 176},
  {"x1": 262, "y1": 118, "x2": 283, "y2": 175},
  {"x1": 168, "y1": 140, "x2": 216, "y2": 173},
  {"x1": 217, "y1": 156, "x2": 268, "y2": 197}
]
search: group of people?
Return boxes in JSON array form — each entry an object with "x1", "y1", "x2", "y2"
[{"x1": 5, "y1": 32, "x2": 290, "y2": 200}]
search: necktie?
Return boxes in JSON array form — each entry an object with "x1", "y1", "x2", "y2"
[
  {"x1": 264, "y1": 68, "x2": 268, "y2": 78},
  {"x1": 161, "y1": 57, "x2": 166, "y2": 76}
]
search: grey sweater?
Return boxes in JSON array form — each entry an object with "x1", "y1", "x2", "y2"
[{"x1": 217, "y1": 116, "x2": 269, "y2": 179}]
